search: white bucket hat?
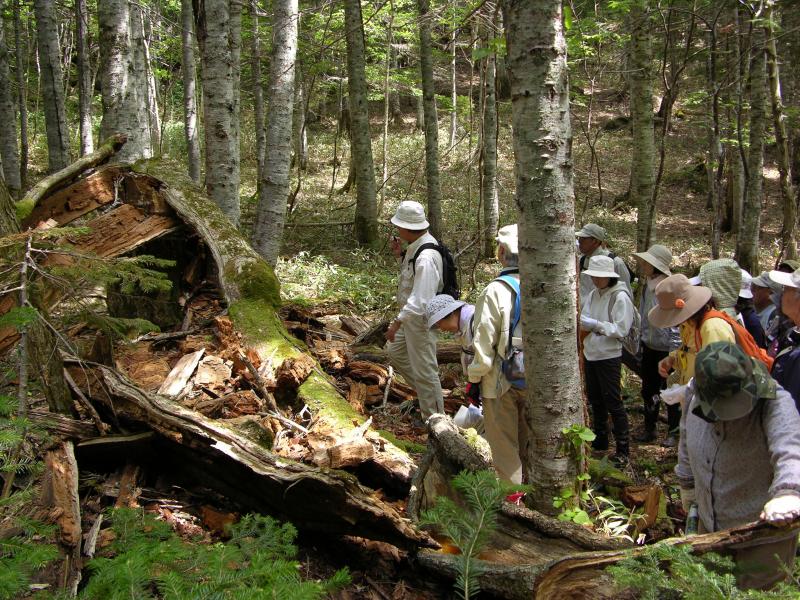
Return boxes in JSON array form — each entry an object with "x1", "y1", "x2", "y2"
[
  {"x1": 739, "y1": 269, "x2": 753, "y2": 299},
  {"x1": 496, "y1": 224, "x2": 519, "y2": 255},
  {"x1": 425, "y1": 294, "x2": 465, "y2": 329},
  {"x1": 769, "y1": 267, "x2": 800, "y2": 290},
  {"x1": 632, "y1": 244, "x2": 672, "y2": 275},
  {"x1": 575, "y1": 223, "x2": 607, "y2": 242},
  {"x1": 751, "y1": 271, "x2": 783, "y2": 294},
  {"x1": 390, "y1": 200, "x2": 429, "y2": 230},
  {"x1": 583, "y1": 255, "x2": 618, "y2": 278}
]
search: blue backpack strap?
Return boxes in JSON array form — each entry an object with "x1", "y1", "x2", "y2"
[{"x1": 494, "y1": 275, "x2": 521, "y2": 343}]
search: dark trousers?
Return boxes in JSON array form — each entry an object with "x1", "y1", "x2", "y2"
[
  {"x1": 584, "y1": 357, "x2": 629, "y2": 453},
  {"x1": 641, "y1": 345, "x2": 681, "y2": 434}
]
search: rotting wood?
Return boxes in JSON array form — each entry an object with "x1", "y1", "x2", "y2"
[
  {"x1": 28, "y1": 408, "x2": 98, "y2": 440},
  {"x1": 275, "y1": 354, "x2": 316, "y2": 389},
  {"x1": 65, "y1": 358, "x2": 432, "y2": 549},
  {"x1": 19, "y1": 133, "x2": 127, "y2": 213},
  {"x1": 41, "y1": 442, "x2": 82, "y2": 549},
  {"x1": 327, "y1": 438, "x2": 375, "y2": 468},
  {"x1": 83, "y1": 514, "x2": 103, "y2": 559},
  {"x1": 114, "y1": 463, "x2": 141, "y2": 508},
  {"x1": 63, "y1": 368, "x2": 110, "y2": 434},
  {"x1": 22, "y1": 165, "x2": 125, "y2": 228},
  {"x1": 353, "y1": 342, "x2": 462, "y2": 365},
  {"x1": 158, "y1": 349, "x2": 205, "y2": 396},
  {"x1": 340, "y1": 314, "x2": 371, "y2": 337}
]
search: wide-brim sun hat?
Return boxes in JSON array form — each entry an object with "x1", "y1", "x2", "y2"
[
  {"x1": 496, "y1": 224, "x2": 519, "y2": 254},
  {"x1": 425, "y1": 294, "x2": 465, "y2": 329},
  {"x1": 575, "y1": 223, "x2": 607, "y2": 242},
  {"x1": 739, "y1": 269, "x2": 753, "y2": 299},
  {"x1": 693, "y1": 341, "x2": 776, "y2": 422},
  {"x1": 751, "y1": 271, "x2": 783, "y2": 293},
  {"x1": 390, "y1": 200, "x2": 429, "y2": 230},
  {"x1": 648, "y1": 274, "x2": 713, "y2": 328},
  {"x1": 583, "y1": 255, "x2": 618, "y2": 278},
  {"x1": 769, "y1": 267, "x2": 800, "y2": 290},
  {"x1": 632, "y1": 244, "x2": 672, "y2": 275}
]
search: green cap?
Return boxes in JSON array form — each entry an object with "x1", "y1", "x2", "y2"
[{"x1": 693, "y1": 341, "x2": 776, "y2": 422}]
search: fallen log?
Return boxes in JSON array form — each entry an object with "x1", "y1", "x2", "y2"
[
  {"x1": 353, "y1": 342, "x2": 462, "y2": 365},
  {"x1": 66, "y1": 357, "x2": 431, "y2": 550}
]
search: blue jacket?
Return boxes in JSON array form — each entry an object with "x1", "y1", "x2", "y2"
[
  {"x1": 773, "y1": 329, "x2": 800, "y2": 414},
  {"x1": 740, "y1": 306, "x2": 766, "y2": 349}
]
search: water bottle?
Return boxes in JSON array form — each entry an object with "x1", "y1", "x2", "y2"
[{"x1": 686, "y1": 504, "x2": 699, "y2": 535}]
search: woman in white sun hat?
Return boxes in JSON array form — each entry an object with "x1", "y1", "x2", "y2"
[
  {"x1": 631, "y1": 244, "x2": 681, "y2": 445},
  {"x1": 425, "y1": 294, "x2": 475, "y2": 375},
  {"x1": 579, "y1": 254, "x2": 636, "y2": 464}
]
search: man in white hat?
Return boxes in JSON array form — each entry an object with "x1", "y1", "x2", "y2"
[
  {"x1": 385, "y1": 201, "x2": 444, "y2": 420},
  {"x1": 751, "y1": 271, "x2": 782, "y2": 332},
  {"x1": 576, "y1": 223, "x2": 631, "y2": 300},
  {"x1": 768, "y1": 267, "x2": 800, "y2": 410},
  {"x1": 466, "y1": 224, "x2": 527, "y2": 484}
]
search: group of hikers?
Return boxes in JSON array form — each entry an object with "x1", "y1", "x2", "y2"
[{"x1": 384, "y1": 200, "x2": 800, "y2": 590}]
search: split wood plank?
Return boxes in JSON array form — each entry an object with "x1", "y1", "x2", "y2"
[
  {"x1": 42, "y1": 441, "x2": 82, "y2": 549},
  {"x1": 158, "y1": 349, "x2": 205, "y2": 396},
  {"x1": 28, "y1": 408, "x2": 99, "y2": 440}
]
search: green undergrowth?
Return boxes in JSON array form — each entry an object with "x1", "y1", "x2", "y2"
[
  {"x1": 80, "y1": 509, "x2": 349, "y2": 600},
  {"x1": 609, "y1": 543, "x2": 800, "y2": 599},
  {"x1": 377, "y1": 429, "x2": 426, "y2": 455}
]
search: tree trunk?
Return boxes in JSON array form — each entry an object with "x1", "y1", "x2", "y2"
[
  {"x1": 379, "y1": 5, "x2": 393, "y2": 214},
  {"x1": 0, "y1": 0, "x2": 21, "y2": 197},
  {"x1": 75, "y1": 0, "x2": 94, "y2": 156},
  {"x1": 251, "y1": 3, "x2": 266, "y2": 187},
  {"x1": 251, "y1": 0, "x2": 298, "y2": 266},
  {"x1": 481, "y1": 46, "x2": 499, "y2": 257},
  {"x1": 343, "y1": 0, "x2": 378, "y2": 246},
  {"x1": 504, "y1": 0, "x2": 583, "y2": 514},
  {"x1": 765, "y1": 1, "x2": 797, "y2": 261},
  {"x1": 194, "y1": 0, "x2": 242, "y2": 226},
  {"x1": 294, "y1": 70, "x2": 308, "y2": 171},
  {"x1": 181, "y1": 0, "x2": 201, "y2": 183},
  {"x1": 629, "y1": 1, "x2": 656, "y2": 252},
  {"x1": 140, "y1": 14, "x2": 162, "y2": 153},
  {"x1": 99, "y1": 0, "x2": 154, "y2": 164},
  {"x1": 706, "y1": 13, "x2": 724, "y2": 259},
  {"x1": 0, "y1": 180, "x2": 71, "y2": 414},
  {"x1": 33, "y1": 0, "x2": 71, "y2": 173},
  {"x1": 448, "y1": 0, "x2": 458, "y2": 149},
  {"x1": 736, "y1": 27, "x2": 766, "y2": 275},
  {"x1": 14, "y1": 0, "x2": 28, "y2": 190},
  {"x1": 417, "y1": 0, "x2": 442, "y2": 239}
]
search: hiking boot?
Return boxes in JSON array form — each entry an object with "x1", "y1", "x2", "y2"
[
  {"x1": 634, "y1": 428, "x2": 656, "y2": 443},
  {"x1": 591, "y1": 436, "x2": 609, "y2": 452},
  {"x1": 661, "y1": 435, "x2": 678, "y2": 448}
]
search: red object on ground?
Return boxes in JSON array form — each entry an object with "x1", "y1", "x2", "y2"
[{"x1": 505, "y1": 492, "x2": 525, "y2": 505}]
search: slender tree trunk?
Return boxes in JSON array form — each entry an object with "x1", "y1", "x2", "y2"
[
  {"x1": 99, "y1": 0, "x2": 153, "y2": 164},
  {"x1": 75, "y1": 0, "x2": 94, "y2": 156},
  {"x1": 707, "y1": 12, "x2": 725, "y2": 259},
  {"x1": 417, "y1": 0, "x2": 442, "y2": 239},
  {"x1": 14, "y1": 0, "x2": 28, "y2": 190},
  {"x1": 252, "y1": 4, "x2": 266, "y2": 186},
  {"x1": 448, "y1": 0, "x2": 458, "y2": 149},
  {"x1": 729, "y1": 3, "x2": 746, "y2": 240},
  {"x1": 504, "y1": 0, "x2": 583, "y2": 515},
  {"x1": 629, "y1": 1, "x2": 656, "y2": 252},
  {"x1": 343, "y1": 0, "x2": 378, "y2": 245},
  {"x1": 481, "y1": 47, "x2": 499, "y2": 257},
  {"x1": 415, "y1": 92, "x2": 424, "y2": 131},
  {"x1": 0, "y1": 180, "x2": 71, "y2": 414},
  {"x1": 180, "y1": 0, "x2": 201, "y2": 183},
  {"x1": 0, "y1": 0, "x2": 21, "y2": 197},
  {"x1": 736, "y1": 26, "x2": 766, "y2": 274},
  {"x1": 251, "y1": 0, "x2": 298, "y2": 265},
  {"x1": 141, "y1": 14, "x2": 162, "y2": 153},
  {"x1": 33, "y1": 0, "x2": 70, "y2": 172},
  {"x1": 293, "y1": 69, "x2": 308, "y2": 171},
  {"x1": 194, "y1": 0, "x2": 242, "y2": 225},
  {"x1": 765, "y1": 1, "x2": 797, "y2": 260},
  {"x1": 380, "y1": 5, "x2": 394, "y2": 214}
]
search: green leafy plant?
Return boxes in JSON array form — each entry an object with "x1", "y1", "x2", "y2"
[
  {"x1": 81, "y1": 508, "x2": 350, "y2": 599},
  {"x1": 609, "y1": 543, "x2": 800, "y2": 599},
  {"x1": 420, "y1": 470, "x2": 516, "y2": 599}
]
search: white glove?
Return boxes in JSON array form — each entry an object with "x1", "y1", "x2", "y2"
[
  {"x1": 761, "y1": 494, "x2": 800, "y2": 526},
  {"x1": 580, "y1": 315, "x2": 599, "y2": 331},
  {"x1": 661, "y1": 384, "x2": 688, "y2": 406},
  {"x1": 680, "y1": 487, "x2": 696, "y2": 512}
]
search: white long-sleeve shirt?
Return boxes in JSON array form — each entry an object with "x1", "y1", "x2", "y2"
[
  {"x1": 578, "y1": 247, "x2": 631, "y2": 300},
  {"x1": 396, "y1": 232, "x2": 443, "y2": 323},
  {"x1": 581, "y1": 281, "x2": 635, "y2": 361}
]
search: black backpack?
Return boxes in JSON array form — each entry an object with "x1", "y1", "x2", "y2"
[{"x1": 410, "y1": 241, "x2": 461, "y2": 299}]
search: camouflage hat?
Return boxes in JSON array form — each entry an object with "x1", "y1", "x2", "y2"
[
  {"x1": 693, "y1": 341, "x2": 776, "y2": 423},
  {"x1": 699, "y1": 258, "x2": 741, "y2": 311}
]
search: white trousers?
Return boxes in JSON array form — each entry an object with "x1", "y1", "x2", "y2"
[{"x1": 385, "y1": 315, "x2": 443, "y2": 419}]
